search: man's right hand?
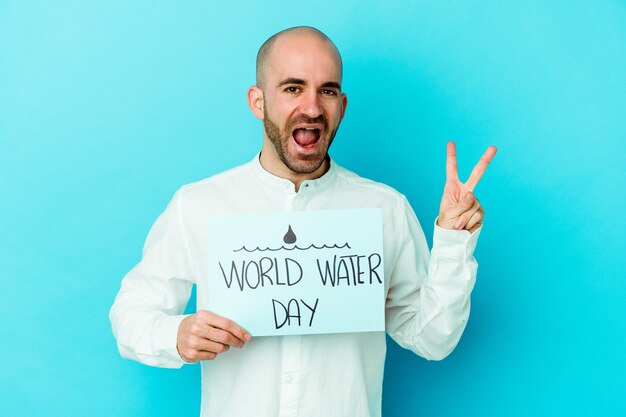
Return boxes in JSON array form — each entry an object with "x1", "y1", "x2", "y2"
[{"x1": 176, "y1": 310, "x2": 252, "y2": 363}]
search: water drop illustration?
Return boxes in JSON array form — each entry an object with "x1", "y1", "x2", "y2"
[{"x1": 283, "y1": 225, "x2": 297, "y2": 244}]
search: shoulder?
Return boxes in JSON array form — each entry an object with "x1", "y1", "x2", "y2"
[
  {"x1": 333, "y1": 162, "x2": 409, "y2": 207},
  {"x1": 177, "y1": 159, "x2": 254, "y2": 196},
  {"x1": 166, "y1": 159, "x2": 256, "y2": 213}
]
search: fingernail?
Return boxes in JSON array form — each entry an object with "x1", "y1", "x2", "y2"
[
  {"x1": 454, "y1": 219, "x2": 463, "y2": 229},
  {"x1": 465, "y1": 193, "x2": 473, "y2": 203},
  {"x1": 244, "y1": 333, "x2": 252, "y2": 342}
]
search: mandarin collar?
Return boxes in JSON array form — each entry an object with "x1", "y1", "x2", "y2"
[{"x1": 251, "y1": 152, "x2": 338, "y2": 192}]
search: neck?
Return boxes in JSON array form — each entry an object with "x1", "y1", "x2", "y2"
[{"x1": 259, "y1": 139, "x2": 329, "y2": 192}]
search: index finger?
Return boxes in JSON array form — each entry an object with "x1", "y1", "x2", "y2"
[
  {"x1": 446, "y1": 141, "x2": 459, "y2": 183},
  {"x1": 199, "y1": 310, "x2": 252, "y2": 344},
  {"x1": 465, "y1": 146, "x2": 497, "y2": 191}
]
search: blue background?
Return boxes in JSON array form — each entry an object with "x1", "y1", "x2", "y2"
[{"x1": 1, "y1": 1, "x2": 624, "y2": 416}]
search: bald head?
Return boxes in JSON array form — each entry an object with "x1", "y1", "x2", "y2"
[{"x1": 255, "y1": 26, "x2": 343, "y2": 89}]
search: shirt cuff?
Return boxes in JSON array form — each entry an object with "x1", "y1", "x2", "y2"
[
  {"x1": 432, "y1": 217, "x2": 482, "y2": 259},
  {"x1": 154, "y1": 313, "x2": 189, "y2": 367}
]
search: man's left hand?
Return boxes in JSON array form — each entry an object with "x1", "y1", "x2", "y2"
[{"x1": 437, "y1": 141, "x2": 497, "y2": 233}]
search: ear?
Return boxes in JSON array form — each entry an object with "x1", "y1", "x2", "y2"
[
  {"x1": 340, "y1": 92, "x2": 348, "y2": 121},
  {"x1": 247, "y1": 86, "x2": 265, "y2": 120}
]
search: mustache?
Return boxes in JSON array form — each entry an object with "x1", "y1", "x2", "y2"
[{"x1": 287, "y1": 114, "x2": 328, "y2": 130}]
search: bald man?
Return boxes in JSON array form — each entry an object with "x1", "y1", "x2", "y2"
[{"x1": 111, "y1": 26, "x2": 496, "y2": 417}]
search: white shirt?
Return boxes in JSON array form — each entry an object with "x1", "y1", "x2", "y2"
[{"x1": 110, "y1": 155, "x2": 481, "y2": 417}]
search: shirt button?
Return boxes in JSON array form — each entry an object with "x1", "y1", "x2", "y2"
[{"x1": 285, "y1": 376, "x2": 294, "y2": 384}]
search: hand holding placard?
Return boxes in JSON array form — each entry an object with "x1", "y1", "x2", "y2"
[{"x1": 176, "y1": 310, "x2": 252, "y2": 363}]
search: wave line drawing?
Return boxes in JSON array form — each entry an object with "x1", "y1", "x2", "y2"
[{"x1": 233, "y1": 242, "x2": 351, "y2": 253}]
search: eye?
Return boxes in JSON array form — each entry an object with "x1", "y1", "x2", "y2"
[
  {"x1": 321, "y1": 89, "x2": 338, "y2": 96},
  {"x1": 284, "y1": 86, "x2": 301, "y2": 94}
]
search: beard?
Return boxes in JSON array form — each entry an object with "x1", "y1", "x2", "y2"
[{"x1": 263, "y1": 106, "x2": 339, "y2": 174}]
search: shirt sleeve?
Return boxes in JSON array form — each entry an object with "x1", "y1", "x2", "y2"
[
  {"x1": 385, "y1": 196, "x2": 481, "y2": 360},
  {"x1": 109, "y1": 189, "x2": 195, "y2": 368}
]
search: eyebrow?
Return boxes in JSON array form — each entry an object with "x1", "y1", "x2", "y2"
[
  {"x1": 277, "y1": 77, "x2": 305, "y2": 87},
  {"x1": 277, "y1": 78, "x2": 342, "y2": 91},
  {"x1": 321, "y1": 81, "x2": 342, "y2": 90}
]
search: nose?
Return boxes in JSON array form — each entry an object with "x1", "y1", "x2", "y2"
[{"x1": 300, "y1": 90, "x2": 323, "y2": 118}]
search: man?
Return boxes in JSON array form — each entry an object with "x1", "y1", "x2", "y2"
[{"x1": 110, "y1": 26, "x2": 496, "y2": 417}]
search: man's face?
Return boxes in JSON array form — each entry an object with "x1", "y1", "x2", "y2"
[{"x1": 260, "y1": 34, "x2": 347, "y2": 174}]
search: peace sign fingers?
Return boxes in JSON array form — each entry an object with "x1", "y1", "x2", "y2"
[
  {"x1": 438, "y1": 141, "x2": 497, "y2": 231},
  {"x1": 465, "y1": 145, "x2": 497, "y2": 191},
  {"x1": 446, "y1": 141, "x2": 460, "y2": 183}
]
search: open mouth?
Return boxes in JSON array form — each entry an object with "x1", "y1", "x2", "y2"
[{"x1": 292, "y1": 127, "x2": 321, "y2": 149}]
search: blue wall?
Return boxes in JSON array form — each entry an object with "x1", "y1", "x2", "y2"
[{"x1": 1, "y1": 1, "x2": 624, "y2": 416}]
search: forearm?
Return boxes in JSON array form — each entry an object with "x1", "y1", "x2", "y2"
[
  {"x1": 109, "y1": 189, "x2": 196, "y2": 367},
  {"x1": 110, "y1": 274, "x2": 191, "y2": 368},
  {"x1": 386, "y1": 219, "x2": 481, "y2": 360}
]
